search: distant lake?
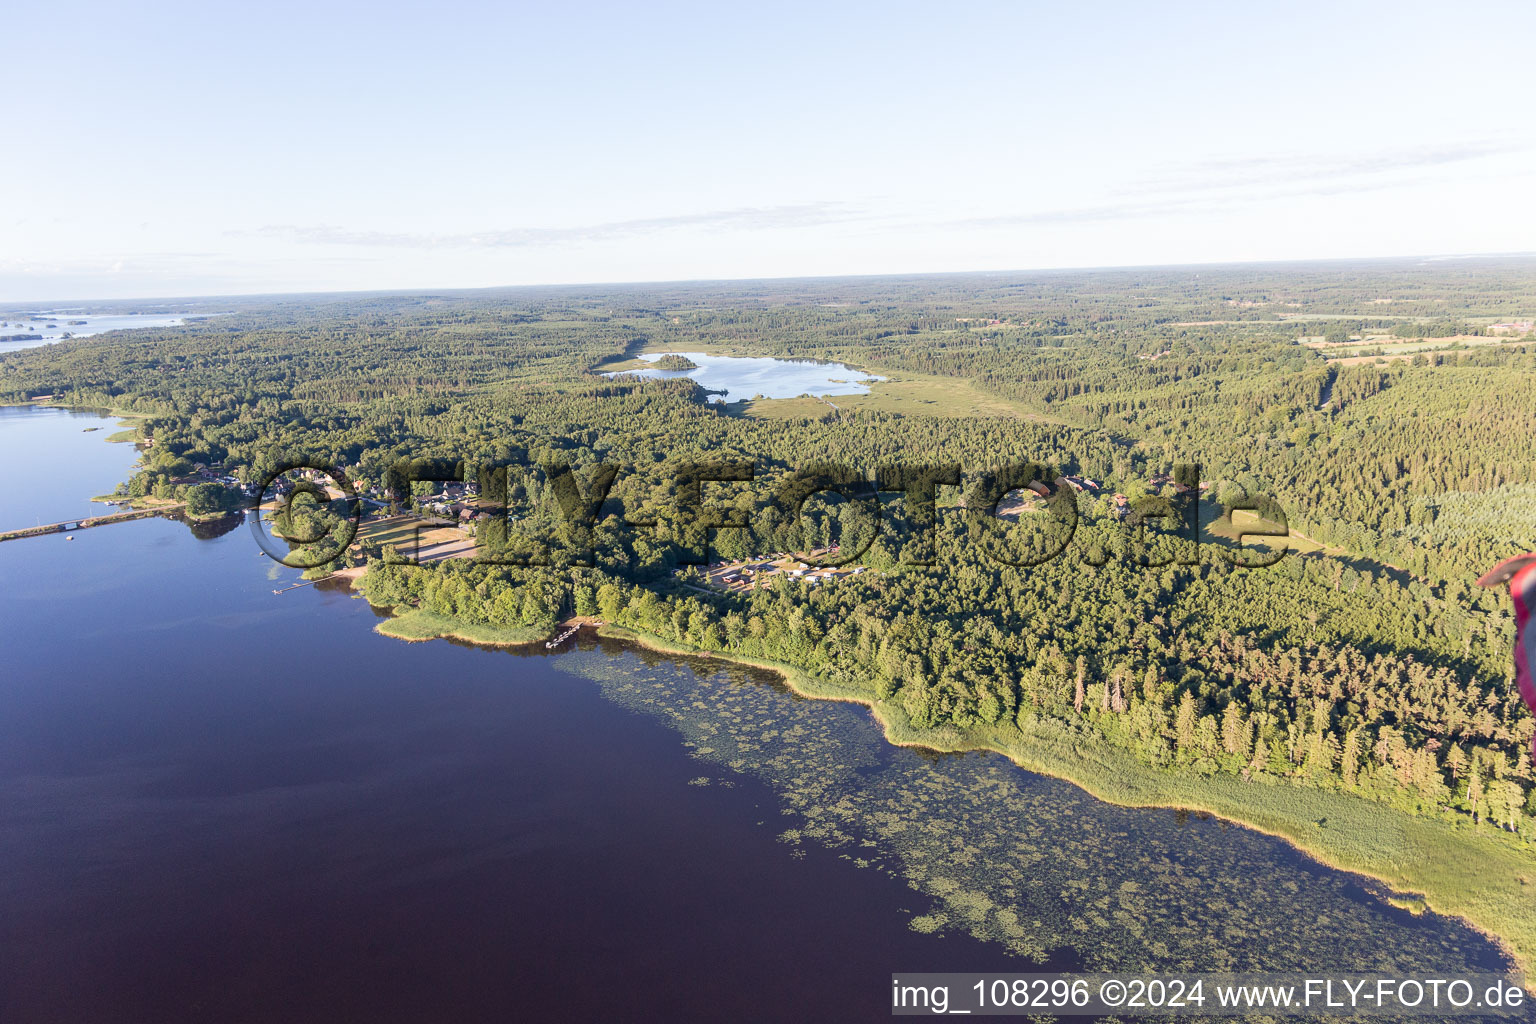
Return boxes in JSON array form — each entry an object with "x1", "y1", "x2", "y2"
[
  {"x1": 0, "y1": 311, "x2": 200, "y2": 352},
  {"x1": 603, "y1": 351, "x2": 884, "y2": 402}
]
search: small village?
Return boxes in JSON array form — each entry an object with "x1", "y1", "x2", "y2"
[
  {"x1": 668, "y1": 471, "x2": 1214, "y2": 595},
  {"x1": 968, "y1": 471, "x2": 1210, "y2": 523},
  {"x1": 676, "y1": 547, "x2": 870, "y2": 594},
  {"x1": 6, "y1": 461, "x2": 1215, "y2": 559}
]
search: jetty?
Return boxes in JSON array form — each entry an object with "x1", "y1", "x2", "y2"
[
  {"x1": 0, "y1": 503, "x2": 186, "y2": 543},
  {"x1": 272, "y1": 575, "x2": 333, "y2": 595},
  {"x1": 545, "y1": 624, "x2": 581, "y2": 649}
]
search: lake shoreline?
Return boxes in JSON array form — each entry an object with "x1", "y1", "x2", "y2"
[
  {"x1": 596, "y1": 349, "x2": 885, "y2": 402},
  {"x1": 6, "y1": 402, "x2": 1525, "y2": 1013},
  {"x1": 355, "y1": 597, "x2": 1531, "y2": 981},
  {"x1": 549, "y1": 621, "x2": 1533, "y2": 983},
  {"x1": 369, "y1": 605, "x2": 548, "y2": 647},
  {"x1": 40, "y1": 399, "x2": 1535, "y2": 986}
]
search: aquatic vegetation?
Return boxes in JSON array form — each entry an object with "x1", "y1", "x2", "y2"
[{"x1": 556, "y1": 643, "x2": 1510, "y2": 976}]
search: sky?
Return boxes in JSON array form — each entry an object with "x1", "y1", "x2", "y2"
[{"x1": 4, "y1": 0, "x2": 1534, "y2": 301}]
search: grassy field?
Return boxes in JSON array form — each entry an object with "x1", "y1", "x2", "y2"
[
  {"x1": 84, "y1": 494, "x2": 184, "y2": 510},
  {"x1": 1205, "y1": 507, "x2": 1329, "y2": 555},
  {"x1": 741, "y1": 371, "x2": 1058, "y2": 421},
  {"x1": 356, "y1": 515, "x2": 474, "y2": 561},
  {"x1": 1302, "y1": 335, "x2": 1533, "y2": 366},
  {"x1": 593, "y1": 623, "x2": 1536, "y2": 983},
  {"x1": 373, "y1": 607, "x2": 546, "y2": 647}
]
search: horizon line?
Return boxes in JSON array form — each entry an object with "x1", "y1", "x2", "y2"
[{"x1": 5, "y1": 249, "x2": 1535, "y2": 309}]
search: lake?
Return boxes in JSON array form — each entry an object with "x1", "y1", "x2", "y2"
[
  {"x1": 602, "y1": 352, "x2": 885, "y2": 402},
  {"x1": 0, "y1": 406, "x2": 1515, "y2": 1023},
  {"x1": 0, "y1": 311, "x2": 197, "y2": 353},
  {"x1": 0, "y1": 406, "x2": 142, "y2": 524}
]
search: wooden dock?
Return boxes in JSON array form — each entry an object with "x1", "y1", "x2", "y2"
[
  {"x1": 544, "y1": 619, "x2": 604, "y2": 649},
  {"x1": 0, "y1": 503, "x2": 186, "y2": 542}
]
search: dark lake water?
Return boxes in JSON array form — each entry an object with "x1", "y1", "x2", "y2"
[{"x1": 0, "y1": 406, "x2": 1518, "y2": 1023}]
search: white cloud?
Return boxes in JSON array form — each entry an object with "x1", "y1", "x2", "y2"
[{"x1": 253, "y1": 203, "x2": 864, "y2": 250}]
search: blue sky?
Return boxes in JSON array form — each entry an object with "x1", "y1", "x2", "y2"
[{"x1": 4, "y1": 0, "x2": 1533, "y2": 300}]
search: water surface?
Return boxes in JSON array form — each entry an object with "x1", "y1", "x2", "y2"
[
  {"x1": 603, "y1": 351, "x2": 884, "y2": 402},
  {"x1": 0, "y1": 405, "x2": 138, "y2": 524},
  {"x1": 0, "y1": 311, "x2": 195, "y2": 352},
  {"x1": 0, "y1": 407, "x2": 1026, "y2": 1023}
]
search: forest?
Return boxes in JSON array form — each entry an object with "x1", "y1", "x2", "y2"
[{"x1": 4, "y1": 255, "x2": 1536, "y2": 834}]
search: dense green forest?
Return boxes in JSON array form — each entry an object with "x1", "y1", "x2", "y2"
[{"x1": 5, "y1": 256, "x2": 1536, "y2": 834}]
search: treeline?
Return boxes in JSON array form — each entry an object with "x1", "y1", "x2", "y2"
[
  {"x1": 356, "y1": 503, "x2": 1534, "y2": 830},
  {"x1": 6, "y1": 259, "x2": 1536, "y2": 835}
]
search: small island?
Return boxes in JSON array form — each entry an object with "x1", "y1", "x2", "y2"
[{"x1": 652, "y1": 354, "x2": 698, "y2": 371}]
